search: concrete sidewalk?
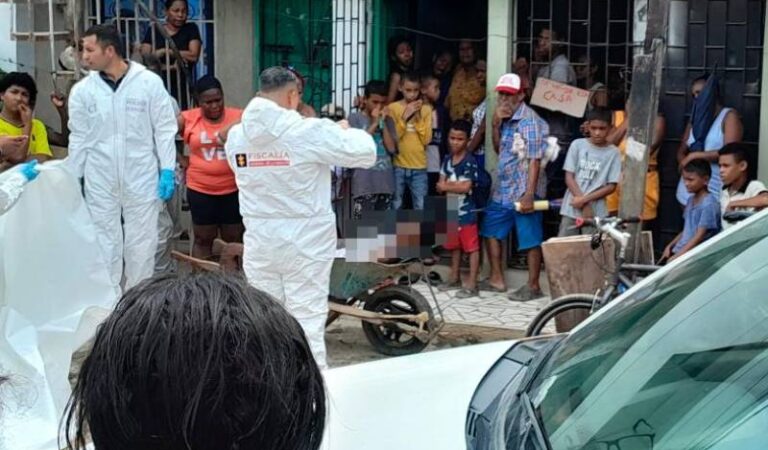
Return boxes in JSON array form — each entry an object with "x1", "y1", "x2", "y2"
[{"x1": 414, "y1": 268, "x2": 553, "y2": 331}]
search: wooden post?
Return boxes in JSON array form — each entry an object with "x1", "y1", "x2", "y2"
[{"x1": 619, "y1": 0, "x2": 669, "y2": 263}]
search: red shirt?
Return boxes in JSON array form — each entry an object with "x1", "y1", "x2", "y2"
[{"x1": 182, "y1": 107, "x2": 242, "y2": 195}]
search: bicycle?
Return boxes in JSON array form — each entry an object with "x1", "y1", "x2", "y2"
[{"x1": 526, "y1": 216, "x2": 660, "y2": 337}]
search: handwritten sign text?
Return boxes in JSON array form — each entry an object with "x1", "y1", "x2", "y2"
[{"x1": 530, "y1": 77, "x2": 591, "y2": 118}]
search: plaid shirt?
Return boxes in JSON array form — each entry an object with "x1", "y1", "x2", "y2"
[{"x1": 492, "y1": 102, "x2": 549, "y2": 208}]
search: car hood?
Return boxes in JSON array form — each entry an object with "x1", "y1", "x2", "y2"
[{"x1": 321, "y1": 340, "x2": 516, "y2": 450}]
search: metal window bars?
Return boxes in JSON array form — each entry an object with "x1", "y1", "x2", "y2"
[
  {"x1": 331, "y1": 0, "x2": 367, "y2": 119},
  {"x1": 86, "y1": 0, "x2": 215, "y2": 110},
  {"x1": 515, "y1": 0, "x2": 635, "y2": 110}
]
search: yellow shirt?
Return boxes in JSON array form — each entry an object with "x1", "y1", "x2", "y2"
[
  {"x1": 606, "y1": 110, "x2": 659, "y2": 220},
  {"x1": 445, "y1": 66, "x2": 486, "y2": 121},
  {"x1": 0, "y1": 116, "x2": 53, "y2": 157},
  {"x1": 388, "y1": 101, "x2": 433, "y2": 169}
]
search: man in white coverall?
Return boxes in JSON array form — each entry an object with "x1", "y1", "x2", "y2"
[
  {"x1": 66, "y1": 25, "x2": 177, "y2": 291},
  {"x1": 225, "y1": 67, "x2": 376, "y2": 369}
]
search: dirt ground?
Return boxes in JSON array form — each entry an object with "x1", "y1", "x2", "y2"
[{"x1": 326, "y1": 316, "x2": 525, "y2": 368}]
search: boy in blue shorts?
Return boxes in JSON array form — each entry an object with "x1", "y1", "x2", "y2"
[
  {"x1": 480, "y1": 74, "x2": 549, "y2": 302},
  {"x1": 436, "y1": 120, "x2": 479, "y2": 298},
  {"x1": 662, "y1": 159, "x2": 721, "y2": 263}
]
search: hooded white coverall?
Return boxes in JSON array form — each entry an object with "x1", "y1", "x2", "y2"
[
  {"x1": 225, "y1": 97, "x2": 376, "y2": 368},
  {"x1": 65, "y1": 62, "x2": 178, "y2": 291}
]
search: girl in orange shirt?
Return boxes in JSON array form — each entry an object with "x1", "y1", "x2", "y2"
[{"x1": 179, "y1": 75, "x2": 243, "y2": 258}]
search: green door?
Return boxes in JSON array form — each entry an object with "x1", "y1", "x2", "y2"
[{"x1": 255, "y1": 0, "x2": 333, "y2": 111}]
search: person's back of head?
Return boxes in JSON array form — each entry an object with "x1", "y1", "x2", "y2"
[
  {"x1": 62, "y1": 272, "x2": 325, "y2": 450},
  {"x1": 257, "y1": 66, "x2": 301, "y2": 111}
]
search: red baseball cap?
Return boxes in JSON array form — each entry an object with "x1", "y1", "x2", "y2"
[{"x1": 495, "y1": 73, "x2": 522, "y2": 95}]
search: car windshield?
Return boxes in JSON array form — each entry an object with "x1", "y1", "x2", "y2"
[{"x1": 526, "y1": 213, "x2": 768, "y2": 450}]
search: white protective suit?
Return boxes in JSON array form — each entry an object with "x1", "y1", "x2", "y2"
[
  {"x1": 225, "y1": 97, "x2": 376, "y2": 368},
  {"x1": 0, "y1": 165, "x2": 30, "y2": 215},
  {"x1": 65, "y1": 62, "x2": 178, "y2": 291}
]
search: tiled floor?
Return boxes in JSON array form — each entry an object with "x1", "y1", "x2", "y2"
[{"x1": 414, "y1": 281, "x2": 551, "y2": 331}]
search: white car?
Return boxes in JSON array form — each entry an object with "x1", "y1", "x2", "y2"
[{"x1": 324, "y1": 210, "x2": 768, "y2": 450}]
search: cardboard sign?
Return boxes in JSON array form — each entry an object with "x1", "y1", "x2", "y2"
[{"x1": 530, "y1": 77, "x2": 591, "y2": 118}]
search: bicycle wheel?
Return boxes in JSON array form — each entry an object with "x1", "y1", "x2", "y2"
[{"x1": 526, "y1": 294, "x2": 595, "y2": 337}]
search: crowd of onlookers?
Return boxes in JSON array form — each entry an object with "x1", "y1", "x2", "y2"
[{"x1": 3, "y1": 21, "x2": 768, "y2": 302}]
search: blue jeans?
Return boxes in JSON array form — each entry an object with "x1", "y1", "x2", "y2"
[{"x1": 393, "y1": 167, "x2": 428, "y2": 210}]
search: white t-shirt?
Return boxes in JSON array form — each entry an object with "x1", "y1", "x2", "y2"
[{"x1": 720, "y1": 180, "x2": 768, "y2": 230}]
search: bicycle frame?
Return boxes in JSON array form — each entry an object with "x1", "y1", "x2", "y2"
[{"x1": 587, "y1": 217, "x2": 660, "y2": 309}]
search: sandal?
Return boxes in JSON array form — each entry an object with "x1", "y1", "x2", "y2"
[
  {"x1": 508, "y1": 285, "x2": 545, "y2": 302},
  {"x1": 478, "y1": 279, "x2": 507, "y2": 293}
]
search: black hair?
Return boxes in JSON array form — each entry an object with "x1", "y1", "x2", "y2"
[
  {"x1": 683, "y1": 158, "x2": 712, "y2": 178},
  {"x1": 433, "y1": 48, "x2": 453, "y2": 61},
  {"x1": 420, "y1": 73, "x2": 439, "y2": 87},
  {"x1": 0, "y1": 72, "x2": 38, "y2": 107},
  {"x1": 165, "y1": 0, "x2": 187, "y2": 9},
  {"x1": 194, "y1": 74, "x2": 223, "y2": 97},
  {"x1": 139, "y1": 52, "x2": 162, "y2": 75},
  {"x1": 400, "y1": 71, "x2": 421, "y2": 85},
  {"x1": 537, "y1": 27, "x2": 567, "y2": 56},
  {"x1": 83, "y1": 24, "x2": 125, "y2": 58},
  {"x1": 691, "y1": 73, "x2": 722, "y2": 104},
  {"x1": 62, "y1": 272, "x2": 326, "y2": 450},
  {"x1": 719, "y1": 142, "x2": 751, "y2": 163},
  {"x1": 450, "y1": 119, "x2": 472, "y2": 138},
  {"x1": 259, "y1": 66, "x2": 299, "y2": 93},
  {"x1": 586, "y1": 108, "x2": 612, "y2": 125},
  {"x1": 692, "y1": 74, "x2": 709, "y2": 86},
  {"x1": 388, "y1": 36, "x2": 414, "y2": 72},
  {"x1": 363, "y1": 80, "x2": 388, "y2": 98}
]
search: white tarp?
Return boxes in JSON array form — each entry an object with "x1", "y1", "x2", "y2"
[{"x1": 0, "y1": 162, "x2": 118, "y2": 449}]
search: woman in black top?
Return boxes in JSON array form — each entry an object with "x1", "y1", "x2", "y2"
[{"x1": 140, "y1": 0, "x2": 202, "y2": 109}]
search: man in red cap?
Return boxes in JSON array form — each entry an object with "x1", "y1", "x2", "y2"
[{"x1": 479, "y1": 73, "x2": 550, "y2": 302}]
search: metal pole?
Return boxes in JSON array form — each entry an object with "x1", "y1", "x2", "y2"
[
  {"x1": 26, "y1": 0, "x2": 33, "y2": 42},
  {"x1": 47, "y1": 0, "x2": 56, "y2": 75}
]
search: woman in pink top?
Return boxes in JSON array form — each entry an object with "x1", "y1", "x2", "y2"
[{"x1": 179, "y1": 75, "x2": 243, "y2": 258}]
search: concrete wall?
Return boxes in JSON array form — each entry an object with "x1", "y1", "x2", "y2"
[
  {"x1": 214, "y1": 0, "x2": 255, "y2": 109},
  {"x1": 0, "y1": 4, "x2": 18, "y2": 73}
]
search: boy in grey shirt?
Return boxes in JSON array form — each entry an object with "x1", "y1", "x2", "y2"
[
  {"x1": 559, "y1": 108, "x2": 622, "y2": 236},
  {"x1": 349, "y1": 80, "x2": 397, "y2": 219}
]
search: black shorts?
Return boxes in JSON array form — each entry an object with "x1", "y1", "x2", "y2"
[{"x1": 187, "y1": 188, "x2": 243, "y2": 226}]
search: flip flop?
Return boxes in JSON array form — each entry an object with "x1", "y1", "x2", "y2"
[
  {"x1": 478, "y1": 279, "x2": 507, "y2": 293},
  {"x1": 455, "y1": 287, "x2": 479, "y2": 299}
]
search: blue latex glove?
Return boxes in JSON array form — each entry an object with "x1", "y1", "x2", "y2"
[
  {"x1": 20, "y1": 160, "x2": 39, "y2": 181},
  {"x1": 158, "y1": 168, "x2": 175, "y2": 201}
]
